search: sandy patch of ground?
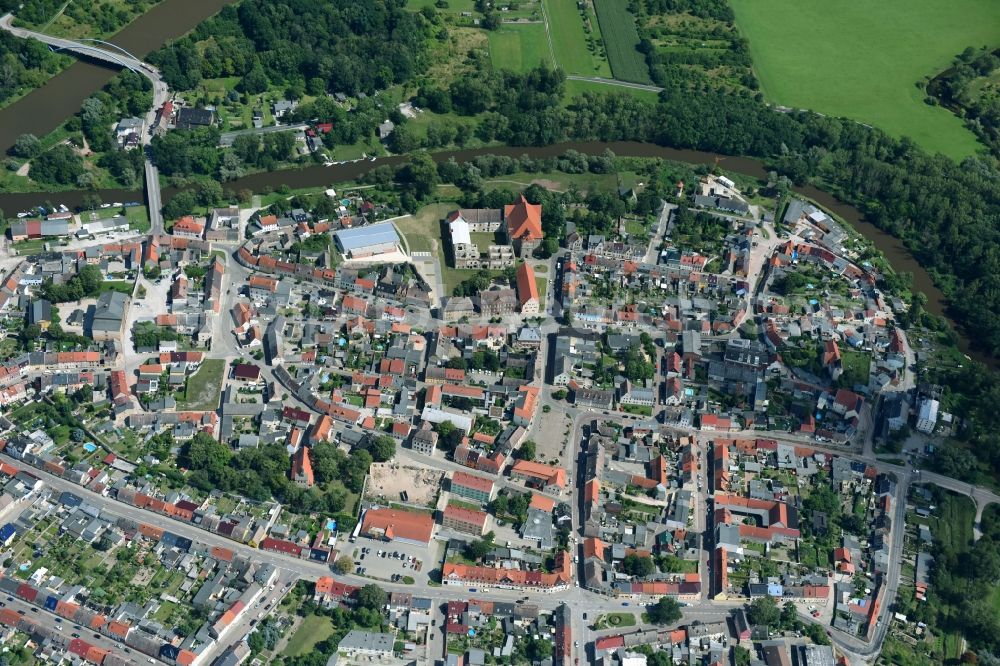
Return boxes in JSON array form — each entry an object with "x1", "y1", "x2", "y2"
[{"x1": 364, "y1": 462, "x2": 444, "y2": 507}]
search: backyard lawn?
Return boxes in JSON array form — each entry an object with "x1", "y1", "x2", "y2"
[
  {"x1": 283, "y1": 614, "x2": 335, "y2": 657},
  {"x1": 176, "y1": 359, "x2": 225, "y2": 412},
  {"x1": 730, "y1": 0, "x2": 1000, "y2": 159}
]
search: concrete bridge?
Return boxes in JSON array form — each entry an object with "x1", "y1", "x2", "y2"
[{"x1": 0, "y1": 13, "x2": 167, "y2": 234}]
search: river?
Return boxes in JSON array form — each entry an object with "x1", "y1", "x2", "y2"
[
  {"x1": 0, "y1": 139, "x2": 984, "y2": 364},
  {"x1": 0, "y1": 0, "x2": 236, "y2": 154}
]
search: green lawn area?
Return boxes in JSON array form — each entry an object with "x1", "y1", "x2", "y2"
[
  {"x1": 625, "y1": 218, "x2": 646, "y2": 235},
  {"x1": 152, "y1": 600, "x2": 176, "y2": 623},
  {"x1": 991, "y1": 585, "x2": 1000, "y2": 614},
  {"x1": 542, "y1": 0, "x2": 612, "y2": 77},
  {"x1": 489, "y1": 23, "x2": 553, "y2": 73},
  {"x1": 840, "y1": 349, "x2": 871, "y2": 387},
  {"x1": 563, "y1": 79, "x2": 659, "y2": 103},
  {"x1": 176, "y1": 359, "x2": 225, "y2": 412},
  {"x1": 597, "y1": 612, "x2": 636, "y2": 629},
  {"x1": 470, "y1": 231, "x2": 500, "y2": 248},
  {"x1": 729, "y1": 0, "x2": 1000, "y2": 159},
  {"x1": 103, "y1": 281, "x2": 135, "y2": 296},
  {"x1": 126, "y1": 205, "x2": 151, "y2": 232},
  {"x1": 932, "y1": 491, "x2": 975, "y2": 554},
  {"x1": 394, "y1": 202, "x2": 453, "y2": 254},
  {"x1": 448, "y1": 498, "x2": 483, "y2": 511},
  {"x1": 621, "y1": 404, "x2": 652, "y2": 416},
  {"x1": 482, "y1": 168, "x2": 619, "y2": 193},
  {"x1": 283, "y1": 614, "x2": 335, "y2": 657},
  {"x1": 535, "y1": 273, "x2": 547, "y2": 303},
  {"x1": 13, "y1": 239, "x2": 48, "y2": 255},
  {"x1": 407, "y1": 0, "x2": 475, "y2": 11},
  {"x1": 657, "y1": 555, "x2": 698, "y2": 574}
]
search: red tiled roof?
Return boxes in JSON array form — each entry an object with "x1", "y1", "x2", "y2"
[
  {"x1": 361, "y1": 507, "x2": 434, "y2": 544},
  {"x1": 504, "y1": 194, "x2": 543, "y2": 241},
  {"x1": 529, "y1": 493, "x2": 556, "y2": 512},
  {"x1": 511, "y1": 460, "x2": 566, "y2": 488},
  {"x1": 515, "y1": 262, "x2": 539, "y2": 305},
  {"x1": 443, "y1": 504, "x2": 488, "y2": 528},
  {"x1": 452, "y1": 471, "x2": 494, "y2": 494},
  {"x1": 291, "y1": 447, "x2": 314, "y2": 486}
]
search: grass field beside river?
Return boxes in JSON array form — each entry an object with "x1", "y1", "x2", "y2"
[
  {"x1": 730, "y1": 0, "x2": 1000, "y2": 160},
  {"x1": 541, "y1": 0, "x2": 612, "y2": 78}
]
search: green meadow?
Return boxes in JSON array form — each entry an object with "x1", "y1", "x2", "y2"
[{"x1": 730, "y1": 0, "x2": 1000, "y2": 159}]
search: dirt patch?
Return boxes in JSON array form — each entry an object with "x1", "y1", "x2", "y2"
[
  {"x1": 530, "y1": 178, "x2": 564, "y2": 191},
  {"x1": 364, "y1": 462, "x2": 444, "y2": 508}
]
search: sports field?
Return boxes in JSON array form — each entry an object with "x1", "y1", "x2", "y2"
[
  {"x1": 730, "y1": 0, "x2": 1000, "y2": 160},
  {"x1": 489, "y1": 23, "x2": 553, "y2": 73},
  {"x1": 542, "y1": 0, "x2": 612, "y2": 77},
  {"x1": 592, "y1": 0, "x2": 651, "y2": 84}
]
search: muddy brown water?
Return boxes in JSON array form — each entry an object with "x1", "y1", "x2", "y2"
[
  {"x1": 0, "y1": 139, "x2": 988, "y2": 364},
  {"x1": 0, "y1": 0, "x2": 236, "y2": 154}
]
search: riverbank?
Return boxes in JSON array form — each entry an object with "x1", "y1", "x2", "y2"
[
  {"x1": 0, "y1": 139, "x2": 990, "y2": 366},
  {"x1": 0, "y1": 0, "x2": 237, "y2": 155}
]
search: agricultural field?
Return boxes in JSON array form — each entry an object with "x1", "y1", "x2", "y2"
[
  {"x1": 542, "y1": 0, "x2": 612, "y2": 77},
  {"x1": 592, "y1": 0, "x2": 651, "y2": 84},
  {"x1": 729, "y1": 0, "x2": 1000, "y2": 159},
  {"x1": 489, "y1": 23, "x2": 553, "y2": 73}
]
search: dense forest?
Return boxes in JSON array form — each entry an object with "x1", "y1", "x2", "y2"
[
  {"x1": 147, "y1": 0, "x2": 428, "y2": 97},
  {"x1": 0, "y1": 31, "x2": 67, "y2": 108},
  {"x1": 928, "y1": 46, "x2": 1000, "y2": 156}
]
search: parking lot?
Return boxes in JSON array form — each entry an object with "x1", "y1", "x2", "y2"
[{"x1": 349, "y1": 537, "x2": 445, "y2": 586}]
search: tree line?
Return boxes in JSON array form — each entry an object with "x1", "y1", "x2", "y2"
[
  {"x1": 148, "y1": 0, "x2": 428, "y2": 97},
  {"x1": 0, "y1": 31, "x2": 66, "y2": 110},
  {"x1": 927, "y1": 46, "x2": 1000, "y2": 157}
]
